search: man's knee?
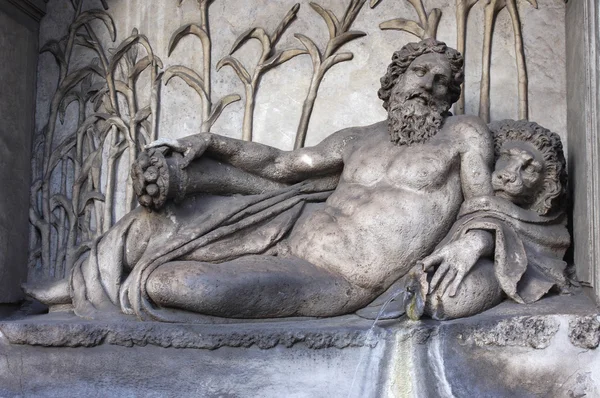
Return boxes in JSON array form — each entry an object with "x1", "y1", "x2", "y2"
[{"x1": 425, "y1": 259, "x2": 504, "y2": 320}]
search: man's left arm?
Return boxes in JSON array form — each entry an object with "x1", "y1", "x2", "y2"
[
  {"x1": 420, "y1": 116, "x2": 496, "y2": 297},
  {"x1": 458, "y1": 116, "x2": 494, "y2": 199}
]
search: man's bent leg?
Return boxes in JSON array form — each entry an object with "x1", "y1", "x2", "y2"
[{"x1": 146, "y1": 255, "x2": 371, "y2": 318}]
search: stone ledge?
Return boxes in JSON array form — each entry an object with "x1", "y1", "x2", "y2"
[
  {"x1": 0, "y1": 294, "x2": 598, "y2": 397},
  {"x1": 0, "y1": 313, "x2": 390, "y2": 350}
]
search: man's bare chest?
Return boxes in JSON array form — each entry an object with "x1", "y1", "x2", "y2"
[{"x1": 341, "y1": 137, "x2": 461, "y2": 191}]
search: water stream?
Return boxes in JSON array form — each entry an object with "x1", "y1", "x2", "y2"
[{"x1": 345, "y1": 286, "x2": 406, "y2": 398}]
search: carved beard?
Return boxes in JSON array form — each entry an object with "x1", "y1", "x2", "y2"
[{"x1": 387, "y1": 90, "x2": 450, "y2": 146}]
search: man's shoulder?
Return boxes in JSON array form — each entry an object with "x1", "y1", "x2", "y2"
[
  {"x1": 445, "y1": 114, "x2": 488, "y2": 133},
  {"x1": 444, "y1": 115, "x2": 491, "y2": 142}
]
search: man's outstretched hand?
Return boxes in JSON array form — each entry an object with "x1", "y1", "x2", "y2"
[
  {"x1": 419, "y1": 230, "x2": 494, "y2": 297},
  {"x1": 145, "y1": 134, "x2": 210, "y2": 170}
]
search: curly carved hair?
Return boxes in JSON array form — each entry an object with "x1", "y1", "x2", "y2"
[
  {"x1": 378, "y1": 39, "x2": 464, "y2": 110},
  {"x1": 489, "y1": 119, "x2": 568, "y2": 216}
]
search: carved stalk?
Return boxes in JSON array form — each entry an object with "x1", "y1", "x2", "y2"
[
  {"x1": 506, "y1": 0, "x2": 528, "y2": 120},
  {"x1": 102, "y1": 130, "x2": 118, "y2": 234},
  {"x1": 55, "y1": 160, "x2": 68, "y2": 277},
  {"x1": 200, "y1": 0, "x2": 212, "y2": 122},
  {"x1": 479, "y1": 0, "x2": 500, "y2": 123},
  {"x1": 126, "y1": 78, "x2": 138, "y2": 212},
  {"x1": 295, "y1": 74, "x2": 320, "y2": 149},
  {"x1": 294, "y1": 0, "x2": 367, "y2": 149},
  {"x1": 242, "y1": 82, "x2": 256, "y2": 141},
  {"x1": 150, "y1": 61, "x2": 160, "y2": 141},
  {"x1": 455, "y1": 0, "x2": 478, "y2": 115}
]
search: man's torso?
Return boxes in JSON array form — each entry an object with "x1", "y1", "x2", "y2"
[{"x1": 289, "y1": 119, "x2": 470, "y2": 292}]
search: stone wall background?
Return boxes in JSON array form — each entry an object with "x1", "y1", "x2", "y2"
[
  {"x1": 29, "y1": 0, "x2": 567, "y2": 281},
  {"x1": 0, "y1": 2, "x2": 42, "y2": 302}
]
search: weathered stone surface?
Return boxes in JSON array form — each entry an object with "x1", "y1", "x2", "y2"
[
  {"x1": 0, "y1": 4, "x2": 40, "y2": 303},
  {"x1": 0, "y1": 313, "x2": 384, "y2": 350},
  {"x1": 0, "y1": 294, "x2": 598, "y2": 397},
  {"x1": 568, "y1": 315, "x2": 600, "y2": 349},
  {"x1": 461, "y1": 316, "x2": 560, "y2": 349}
]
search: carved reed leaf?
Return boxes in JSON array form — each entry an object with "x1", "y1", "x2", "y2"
[
  {"x1": 230, "y1": 28, "x2": 271, "y2": 58},
  {"x1": 58, "y1": 93, "x2": 82, "y2": 124},
  {"x1": 163, "y1": 65, "x2": 208, "y2": 100},
  {"x1": 108, "y1": 33, "x2": 155, "y2": 76},
  {"x1": 168, "y1": 24, "x2": 210, "y2": 56},
  {"x1": 261, "y1": 48, "x2": 307, "y2": 71},
  {"x1": 310, "y1": 2, "x2": 338, "y2": 39},
  {"x1": 203, "y1": 94, "x2": 242, "y2": 131},
  {"x1": 426, "y1": 9, "x2": 442, "y2": 38},
  {"x1": 369, "y1": 0, "x2": 382, "y2": 7},
  {"x1": 325, "y1": 30, "x2": 366, "y2": 58},
  {"x1": 74, "y1": 147, "x2": 102, "y2": 186},
  {"x1": 294, "y1": 33, "x2": 322, "y2": 68},
  {"x1": 40, "y1": 40, "x2": 67, "y2": 73},
  {"x1": 379, "y1": 18, "x2": 425, "y2": 37},
  {"x1": 46, "y1": 136, "x2": 76, "y2": 180},
  {"x1": 321, "y1": 52, "x2": 354, "y2": 72},
  {"x1": 50, "y1": 194, "x2": 76, "y2": 222},
  {"x1": 216, "y1": 56, "x2": 252, "y2": 85},
  {"x1": 271, "y1": 3, "x2": 301, "y2": 46},
  {"x1": 134, "y1": 106, "x2": 152, "y2": 125},
  {"x1": 58, "y1": 65, "x2": 103, "y2": 99},
  {"x1": 130, "y1": 56, "x2": 164, "y2": 82},
  {"x1": 78, "y1": 192, "x2": 105, "y2": 215},
  {"x1": 70, "y1": 10, "x2": 116, "y2": 42},
  {"x1": 104, "y1": 116, "x2": 131, "y2": 142},
  {"x1": 74, "y1": 33, "x2": 97, "y2": 50}
]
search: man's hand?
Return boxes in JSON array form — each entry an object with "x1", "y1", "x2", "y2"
[
  {"x1": 419, "y1": 230, "x2": 494, "y2": 297},
  {"x1": 145, "y1": 134, "x2": 210, "y2": 169}
]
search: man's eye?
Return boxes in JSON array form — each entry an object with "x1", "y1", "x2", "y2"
[{"x1": 414, "y1": 68, "x2": 425, "y2": 77}]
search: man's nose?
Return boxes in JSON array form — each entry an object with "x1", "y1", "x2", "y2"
[{"x1": 419, "y1": 74, "x2": 434, "y2": 91}]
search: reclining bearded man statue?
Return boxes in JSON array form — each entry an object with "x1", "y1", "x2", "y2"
[
  {"x1": 362, "y1": 119, "x2": 571, "y2": 321},
  {"x1": 24, "y1": 39, "x2": 570, "y2": 323}
]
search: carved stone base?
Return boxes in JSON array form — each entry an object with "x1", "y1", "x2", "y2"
[{"x1": 0, "y1": 294, "x2": 598, "y2": 397}]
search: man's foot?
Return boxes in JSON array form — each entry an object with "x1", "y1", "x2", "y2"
[{"x1": 22, "y1": 279, "x2": 71, "y2": 306}]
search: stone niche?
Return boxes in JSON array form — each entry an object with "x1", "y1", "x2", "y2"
[{"x1": 1, "y1": 0, "x2": 599, "y2": 397}]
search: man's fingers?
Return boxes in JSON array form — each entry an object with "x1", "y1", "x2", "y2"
[
  {"x1": 181, "y1": 148, "x2": 194, "y2": 169},
  {"x1": 439, "y1": 268, "x2": 458, "y2": 296},
  {"x1": 448, "y1": 271, "x2": 465, "y2": 297},
  {"x1": 145, "y1": 138, "x2": 184, "y2": 152},
  {"x1": 420, "y1": 250, "x2": 443, "y2": 271},
  {"x1": 429, "y1": 262, "x2": 449, "y2": 293}
]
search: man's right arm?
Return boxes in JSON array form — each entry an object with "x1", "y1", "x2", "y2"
[{"x1": 174, "y1": 127, "x2": 357, "y2": 183}]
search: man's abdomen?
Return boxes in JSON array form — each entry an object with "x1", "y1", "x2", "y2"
[{"x1": 289, "y1": 178, "x2": 462, "y2": 292}]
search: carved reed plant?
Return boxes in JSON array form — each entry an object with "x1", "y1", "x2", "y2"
[
  {"x1": 166, "y1": 0, "x2": 241, "y2": 133},
  {"x1": 293, "y1": 0, "x2": 369, "y2": 149},
  {"x1": 479, "y1": 0, "x2": 536, "y2": 122},
  {"x1": 371, "y1": 0, "x2": 441, "y2": 40},
  {"x1": 217, "y1": 3, "x2": 306, "y2": 141},
  {"x1": 372, "y1": 0, "x2": 535, "y2": 121},
  {"x1": 30, "y1": 0, "x2": 162, "y2": 279}
]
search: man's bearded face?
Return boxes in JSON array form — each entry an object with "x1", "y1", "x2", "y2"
[{"x1": 387, "y1": 53, "x2": 453, "y2": 146}]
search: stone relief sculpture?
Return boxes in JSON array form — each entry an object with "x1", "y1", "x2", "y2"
[
  {"x1": 25, "y1": 39, "x2": 571, "y2": 324},
  {"x1": 29, "y1": 2, "x2": 164, "y2": 282},
  {"x1": 402, "y1": 119, "x2": 569, "y2": 320}
]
